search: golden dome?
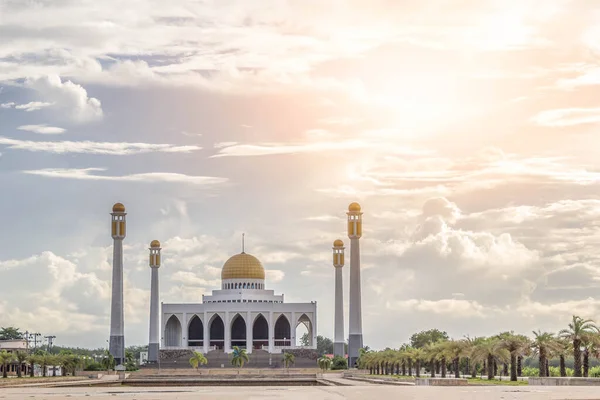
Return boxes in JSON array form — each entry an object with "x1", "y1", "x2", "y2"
[
  {"x1": 150, "y1": 240, "x2": 161, "y2": 248},
  {"x1": 348, "y1": 202, "x2": 361, "y2": 212},
  {"x1": 222, "y1": 253, "x2": 265, "y2": 280},
  {"x1": 333, "y1": 239, "x2": 344, "y2": 247},
  {"x1": 112, "y1": 203, "x2": 125, "y2": 213}
]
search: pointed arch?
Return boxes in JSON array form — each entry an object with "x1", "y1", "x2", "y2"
[
  {"x1": 188, "y1": 315, "x2": 203, "y2": 347},
  {"x1": 231, "y1": 313, "x2": 247, "y2": 348},
  {"x1": 295, "y1": 313, "x2": 313, "y2": 347},
  {"x1": 252, "y1": 313, "x2": 268, "y2": 349},
  {"x1": 209, "y1": 314, "x2": 225, "y2": 349},
  {"x1": 274, "y1": 314, "x2": 291, "y2": 347},
  {"x1": 165, "y1": 315, "x2": 182, "y2": 347}
]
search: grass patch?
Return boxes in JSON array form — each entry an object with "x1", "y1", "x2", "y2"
[
  {"x1": 467, "y1": 377, "x2": 528, "y2": 386},
  {"x1": 367, "y1": 374, "x2": 415, "y2": 381}
]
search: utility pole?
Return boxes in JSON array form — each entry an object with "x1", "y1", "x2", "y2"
[{"x1": 45, "y1": 336, "x2": 56, "y2": 351}]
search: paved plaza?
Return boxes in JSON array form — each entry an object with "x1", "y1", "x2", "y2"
[{"x1": 2, "y1": 385, "x2": 600, "y2": 399}]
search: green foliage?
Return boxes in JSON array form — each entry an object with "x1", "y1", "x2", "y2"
[
  {"x1": 589, "y1": 366, "x2": 600, "y2": 378},
  {"x1": 230, "y1": 346, "x2": 249, "y2": 368},
  {"x1": 282, "y1": 352, "x2": 295, "y2": 368},
  {"x1": 300, "y1": 334, "x2": 334, "y2": 356},
  {"x1": 0, "y1": 351, "x2": 15, "y2": 378},
  {"x1": 521, "y1": 367, "x2": 539, "y2": 377},
  {"x1": 189, "y1": 351, "x2": 208, "y2": 370},
  {"x1": 409, "y1": 329, "x2": 449, "y2": 349},
  {"x1": 331, "y1": 355, "x2": 348, "y2": 370},
  {"x1": 317, "y1": 356, "x2": 332, "y2": 371},
  {"x1": 0, "y1": 327, "x2": 23, "y2": 340},
  {"x1": 84, "y1": 361, "x2": 104, "y2": 371}
]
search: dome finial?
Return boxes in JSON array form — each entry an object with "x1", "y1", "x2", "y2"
[{"x1": 242, "y1": 233, "x2": 245, "y2": 254}]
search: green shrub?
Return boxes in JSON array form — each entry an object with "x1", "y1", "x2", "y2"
[
  {"x1": 589, "y1": 366, "x2": 600, "y2": 378},
  {"x1": 84, "y1": 362, "x2": 103, "y2": 371},
  {"x1": 331, "y1": 356, "x2": 348, "y2": 370},
  {"x1": 521, "y1": 367, "x2": 539, "y2": 377}
]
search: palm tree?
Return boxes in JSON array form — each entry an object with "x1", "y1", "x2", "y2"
[
  {"x1": 230, "y1": 346, "x2": 249, "y2": 368},
  {"x1": 0, "y1": 351, "x2": 14, "y2": 378},
  {"x1": 100, "y1": 350, "x2": 115, "y2": 372},
  {"x1": 499, "y1": 333, "x2": 530, "y2": 381},
  {"x1": 317, "y1": 356, "x2": 332, "y2": 372},
  {"x1": 531, "y1": 331, "x2": 562, "y2": 377},
  {"x1": 26, "y1": 354, "x2": 38, "y2": 378},
  {"x1": 582, "y1": 333, "x2": 600, "y2": 377},
  {"x1": 444, "y1": 340, "x2": 467, "y2": 378},
  {"x1": 189, "y1": 351, "x2": 208, "y2": 371},
  {"x1": 45, "y1": 354, "x2": 59, "y2": 377},
  {"x1": 282, "y1": 352, "x2": 295, "y2": 369},
  {"x1": 471, "y1": 338, "x2": 509, "y2": 380},
  {"x1": 558, "y1": 315, "x2": 597, "y2": 377},
  {"x1": 14, "y1": 351, "x2": 27, "y2": 378}
]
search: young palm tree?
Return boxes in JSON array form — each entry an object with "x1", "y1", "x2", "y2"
[
  {"x1": 471, "y1": 338, "x2": 509, "y2": 380},
  {"x1": 189, "y1": 351, "x2": 208, "y2": 371},
  {"x1": 14, "y1": 351, "x2": 27, "y2": 378},
  {"x1": 558, "y1": 315, "x2": 597, "y2": 377},
  {"x1": 100, "y1": 350, "x2": 115, "y2": 372},
  {"x1": 317, "y1": 356, "x2": 332, "y2": 372},
  {"x1": 531, "y1": 331, "x2": 562, "y2": 378},
  {"x1": 499, "y1": 333, "x2": 530, "y2": 381},
  {"x1": 582, "y1": 333, "x2": 600, "y2": 377},
  {"x1": 444, "y1": 340, "x2": 467, "y2": 378},
  {"x1": 0, "y1": 351, "x2": 14, "y2": 378},
  {"x1": 282, "y1": 352, "x2": 295, "y2": 369},
  {"x1": 411, "y1": 348, "x2": 425, "y2": 378},
  {"x1": 230, "y1": 346, "x2": 249, "y2": 368},
  {"x1": 26, "y1": 354, "x2": 38, "y2": 378}
]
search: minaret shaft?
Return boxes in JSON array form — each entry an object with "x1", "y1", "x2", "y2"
[
  {"x1": 348, "y1": 236, "x2": 363, "y2": 367},
  {"x1": 148, "y1": 267, "x2": 160, "y2": 362},
  {"x1": 109, "y1": 237, "x2": 125, "y2": 365},
  {"x1": 333, "y1": 266, "x2": 345, "y2": 357}
]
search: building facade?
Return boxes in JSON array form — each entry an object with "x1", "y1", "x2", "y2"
[{"x1": 160, "y1": 252, "x2": 317, "y2": 354}]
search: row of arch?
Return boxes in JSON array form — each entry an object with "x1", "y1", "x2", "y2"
[
  {"x1": 222, "y1": 282, "x2": 264, "y2": 290},
  {"x1": 164, "y1": 313, "x2": 311, "y2": 349}
]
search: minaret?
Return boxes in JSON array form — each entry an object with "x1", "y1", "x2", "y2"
[
  {"x1": 332, "y1": 239, "x2": 345, "y2": 358},
  {"x1": 109, "y1": 203, "x2": 126, "y2": 366},
  {"x1": 148, "y1": 240, "x2": 161, "y2": 363},
  {"x1": 347, "y1": 202, "x2": 363, "y2": 368}
]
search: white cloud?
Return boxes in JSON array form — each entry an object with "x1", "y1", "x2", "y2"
[
  {"x1": 531, "y1": 107, "x2": 600, "y2": 127},
  {"x1": 18, "y1": 124, "x2": 66, "y2": 135},
  {"x1": 25, "y1": 75, "x2": 103, "y2": 123},
  {"x1": 14, "y1": 101, "x2": 53, "y2": 112},
  {"x1": 22, "y1": 168, "x2": 228, "y2": 185},
  {"x1": 387, "y1": 298, "x2": 488, "y2": 318},
  {"x1": 265, "y1": 269, "x2": 285, "y2": 283},
  {"x1": 0, "y1": 137, "x2": 201, "y2": 155}
]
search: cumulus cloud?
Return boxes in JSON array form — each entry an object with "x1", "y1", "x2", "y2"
[
  {"x1": 531, "y1": 107, "x2": 600, "y2": 127},
  {"x1": 25, "y1": 75, "x2": 103, "y2": 123},
  {"x1": 17, "y1": 124, "x2": 66, "y2": 134},
  {"x1": 0, "y1": 137, "x2": 201, "y2": 155}
]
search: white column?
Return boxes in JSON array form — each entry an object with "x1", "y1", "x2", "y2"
[
  {"x1": 182, "y1": 312, "x2": 187, "y2": 348},
  {"x1": 225, "y1": 311, "x2": 230, "y2": 353},
  {"x1": 348, "y1": 236, "x2": 363, "y2": 367},
  {"x1": 203, "y1": 311, "x2": 209, "y2": 354},
  {"x1": 291, "y1": 312, "x2": 296, "y2": 348},
  {"x1": 246, "y1": 311, "x2": 252, "y2": 353},
  {"x1": 109, "y1": 238, "x2": 125, "y2": 365},
  {"x1": 148, "y1": 267, "x2": 160, "y2": 362},
  {"x1": 268, "y1": 311, "x2": 274, "y2": 353},
  {"x1": 334, "y1": 265, "x2": 345, "y2": 356}
]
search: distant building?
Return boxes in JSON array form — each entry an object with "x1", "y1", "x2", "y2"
[{"x1": 0, "y1": 339, "x2": 28, "y2": 376}]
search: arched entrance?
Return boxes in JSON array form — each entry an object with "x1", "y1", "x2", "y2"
[
  {"x1": 231, "y1": 314, "x2": 246, "y2": 348},
  {"x1": 274, "y1": 315, "x2": 291, "y2": 347},
  {"x1": 165, "y1": 315, "x2": 182, "y2": 347},
  {"x1": 295, "y1": 314, "x2": 313, "y2": 347},
  {"x1": 188, "y1": 315, "x2": 203, "y2": 347},
  {"x1": 253, "y1": 314, "x2": 268, "y2": 349},
  {"x1": 209, "y1": 315, "x2": 224, "y2": 349}
]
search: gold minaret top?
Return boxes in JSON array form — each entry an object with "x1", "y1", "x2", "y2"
[
  {"x1": 347, "y1": 202, "x2": 363, "y2": 239},
  {"x1": 112, "y1": 203, "x2": 126, "y2": 213},
  {"x1": 150, "y1": 240, "x2": 161, "y2": 248},
  {"x1": 333, "y1": 239, "x2": 345, "y2": 267}
]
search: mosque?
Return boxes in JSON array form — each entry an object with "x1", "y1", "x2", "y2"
[{"x1": 108, "y1": 202, "x2": 364, "y2": 367}]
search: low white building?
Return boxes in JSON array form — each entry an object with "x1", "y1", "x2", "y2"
[{"x1": 161, "y1": 252, "x2": 317, "y2": 354}]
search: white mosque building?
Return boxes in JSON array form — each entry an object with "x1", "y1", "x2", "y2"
[{"x1": 156, "y1": 249, "x2": 317, "y2": 356}]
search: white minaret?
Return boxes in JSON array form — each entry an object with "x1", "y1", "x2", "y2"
[
  {"x1": 109, "y1": 203, "x2": 126, "y2": 366},
  {"x1": 347, "y1": 202, "x2": 363, "y2": 368},
  {"x1": 148, "y1": 240, "x2": 161, "y2": 363},
  {"x1": 332, "y1": 239, "x2": 345, "y2": 358}
]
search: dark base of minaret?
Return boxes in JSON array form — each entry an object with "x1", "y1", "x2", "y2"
[
  {"x1": 348, "y1": 333, "x2": 363, "y2": 368},
  {"x1": 148, "y1": 343, "x2": 159, "y2": 363},
  {"x1": 109, "y1": 335, "x2": 125, "y2": 366},
  {"x1": 333, "y1": 342, "x2": 345, "y2": 358}
]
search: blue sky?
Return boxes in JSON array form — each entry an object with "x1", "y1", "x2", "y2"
[{"x1": 2, "y1": 0, "x2": 600, "y2": 349}]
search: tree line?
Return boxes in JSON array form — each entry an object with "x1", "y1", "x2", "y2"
[{"x1": 357, "y1": 315, "x2": 600, "y2": 381}]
